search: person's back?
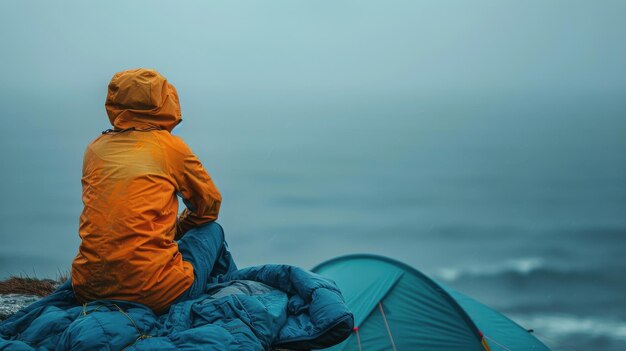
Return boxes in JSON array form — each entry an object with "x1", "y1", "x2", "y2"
[{"x1": 71, "y1": 68, "x2": 222, "y2": 313}]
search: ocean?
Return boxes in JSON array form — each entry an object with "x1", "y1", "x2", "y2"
[{"x1": 1, "y1": 90, "x2": 624, "y2": 350}]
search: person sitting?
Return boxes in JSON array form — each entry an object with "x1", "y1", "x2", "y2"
[{"x1": 71, "y1": 68, "x2": 236, "y2": 314}]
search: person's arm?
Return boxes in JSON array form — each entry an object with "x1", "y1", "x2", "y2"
[{"x1": 169, "y1": 137, "x2": 222, "y2": 239}]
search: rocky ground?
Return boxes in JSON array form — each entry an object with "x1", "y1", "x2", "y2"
[
  {"x1": 0, "y1": 276, "x2": 64, "y2": 321},
  {"x1": 0, "y1": 294, "x2": 40, "y2": 321}
]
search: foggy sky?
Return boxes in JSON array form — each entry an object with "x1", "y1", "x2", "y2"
[{"x1": 1, "y1": 1, "x2": 625, "y2": 96}]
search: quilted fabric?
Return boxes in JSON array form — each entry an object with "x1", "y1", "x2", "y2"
[{"x1": 0, "y1": 265, "x2": 353, "y2": 351}]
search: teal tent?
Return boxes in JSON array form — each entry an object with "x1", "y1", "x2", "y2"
[{"x1": 312, "y1": 255, "x2": 550, "y2": 351}]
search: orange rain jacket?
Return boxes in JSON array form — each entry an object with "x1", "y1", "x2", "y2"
[{"x1": 71, "y1": 68, "x2": 221, "y2": 313}]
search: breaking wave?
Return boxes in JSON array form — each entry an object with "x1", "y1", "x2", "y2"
[
  {"x1": 436, "y1": 257, "x2": 546, "y2": 282},
  {"x1": 510, "y1": 314, "x2": 626, "y2": 341},
  {"x1": 436, "y1": 257, "x2": 626, "y2": 290}
]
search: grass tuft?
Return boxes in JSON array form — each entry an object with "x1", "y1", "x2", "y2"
[{"x1": 0, "y1": 273, "x2": 67, "y2": 297}]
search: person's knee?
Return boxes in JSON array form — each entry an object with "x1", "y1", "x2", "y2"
[{"x1": 191, "y1": 221, "x2": 225, "y2": 241}]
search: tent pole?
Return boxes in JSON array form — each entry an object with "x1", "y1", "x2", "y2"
[
  {"x1": 353, "y1": 326, "x2": 363, "y2": 351},
  {"x1": 378, "y1": 302, "x2": 397, "y2": 351}
]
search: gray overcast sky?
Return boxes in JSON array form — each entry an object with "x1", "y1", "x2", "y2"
[{"x1": 1, "y1": 1, "x2": 625, "y2": 98}]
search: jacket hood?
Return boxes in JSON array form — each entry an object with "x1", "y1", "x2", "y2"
[{"x1": 105, "y1": 68, "x2": 181, "y2": 131}]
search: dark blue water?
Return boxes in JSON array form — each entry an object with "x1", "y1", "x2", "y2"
[{"x1": 1, "y1": 91, "x2": 625, "y2": 350}]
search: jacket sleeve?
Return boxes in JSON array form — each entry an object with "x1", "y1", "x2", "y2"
[{"x1": 169, "y1": 137, "x2": 222, "y2": 239}]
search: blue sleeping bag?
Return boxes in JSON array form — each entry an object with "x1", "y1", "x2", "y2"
[{"x1": 0, "y1": 265, "x2": 354, "y2": 350}]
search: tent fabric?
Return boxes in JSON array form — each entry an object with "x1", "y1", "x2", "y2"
[
  {"x1": 444, "y1": 288, "x2": 550, "y2": 351},
  {"x1": 313, "y1": 254, "x2": 551, "y2": 351},
  {"x1": 314, "y1": 256, "x2": 485, "y2": 351},
  {"x1": 0, "y1": 265, "x2": 354, "y2": 350},
  {"x1": 314, "y1": 258, "x2": 404, "y2": 327}
]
